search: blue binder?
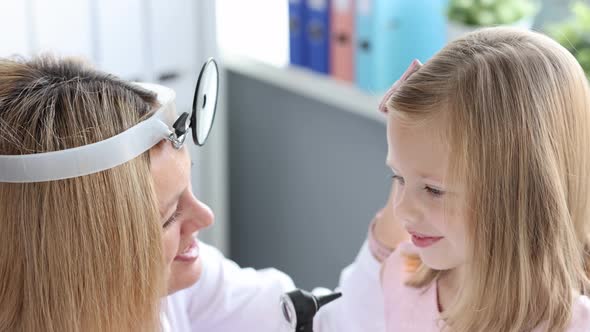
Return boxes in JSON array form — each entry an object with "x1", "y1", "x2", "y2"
[
  {"x1": 289, "y1": 0, "x2": 307, "y2": 67},
  {"x1": 385, "y1": 0, "x2": 446, "y2": 85},
  {"x1": 305, "y1": 0, "x2": 330, "y2": 74},
  {"x1": 373, "y1": 0, "x2": 401, "y2": 91},
  {"x1": 355, "y1": 0, "x2": 375, "y2": 91},
  {"x1": 355, "y1": 0, "x2": 447, "y2": 92}
]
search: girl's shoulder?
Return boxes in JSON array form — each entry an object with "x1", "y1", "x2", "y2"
[
  {"x1": 568, "y1": 294, "x2": 590, "y2": 331},
  {"x1": 381, "y1": 242, "x2": 418, "y2": 288},
  {"x1": 380, "y1": 241, "x2": 435, "y2": 304},
  {"x1": 381, "y1": 242, "x2": 441, "y2": 331}
]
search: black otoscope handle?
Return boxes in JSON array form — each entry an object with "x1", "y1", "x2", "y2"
[
  {"x1": 298, "y1": 321, "x2": 314, "y2": 332},
  {"x1": 281, "y1": 289, "x2": 343, "y2": 332}
]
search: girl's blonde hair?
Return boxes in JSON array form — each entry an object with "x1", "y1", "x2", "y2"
[
  {"x1": 0, "y1": 56, "x2": 165, "y2": 331},
  {"x1": 388, "y1": 27, "x2": 590, "y2": 332}
]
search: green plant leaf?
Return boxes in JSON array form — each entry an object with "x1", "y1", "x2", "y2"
[
  {"x1": 577, "y1": 48, "x2": 590, "y2": 77},
  {"x1": 548, "y1": 23, "x2": 583, "y2": 50},
  {"x1": 496, "y1": 5, "x2": 519, "y2": 24},
  {"x1": 447, "y1": 0, "x2": 538, "y2": 25},
  {"x1": 476, "y1": 10, "x2": 497, "y2": 25},
  {"x1": 572, "y1": 2, "x2": 590, "y2": 31}
]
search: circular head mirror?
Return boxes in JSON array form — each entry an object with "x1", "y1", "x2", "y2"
[{"x1": 191, "y1": 58, "x2": 219, "y2": 146}]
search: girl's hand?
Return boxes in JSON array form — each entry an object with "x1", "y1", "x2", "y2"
[
  {"x1": 372, "y1": 59, "x2": 421, "y2": 252},
  {"x1": 370, "y1": 59, "x2": 421, "y2": 261},
  {"x1": 373, "y1": 184, "x2": 410, "y2": 252},
  {"x1": 378, "y1": 59, "x2": 422, "y2": 114}
]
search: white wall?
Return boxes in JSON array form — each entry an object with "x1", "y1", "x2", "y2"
[{"x1": 216, "y1": 0, "x2": 289, "y2": 67}]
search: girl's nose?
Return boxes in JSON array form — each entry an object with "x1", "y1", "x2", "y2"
[{"x1": 393, "y1": 187, "x2": 421, "y2": 226}]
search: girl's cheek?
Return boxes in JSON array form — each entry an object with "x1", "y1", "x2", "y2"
[{"x1": 426, "y1": 203, "x2": 446, "y2": 225}]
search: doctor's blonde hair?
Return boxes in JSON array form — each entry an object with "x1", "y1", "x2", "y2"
[
  {"x1": 387, "y1": 28, "x2": 590, "y2": 332},
  {"x1": 0, "y1": 56, "x2": 165, "y2": 331}
]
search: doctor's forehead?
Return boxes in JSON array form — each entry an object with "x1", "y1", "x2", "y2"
[{"x1": 149, "y1": 141, "x2": 191, "y2": 213}]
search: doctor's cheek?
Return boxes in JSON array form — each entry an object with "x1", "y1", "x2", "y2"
[{"x1": 162, "y1": 229, "x2": 180, "y2": 268}]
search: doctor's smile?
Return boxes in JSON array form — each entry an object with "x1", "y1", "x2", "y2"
[{"x1": 175, "y1": 237, "x2": 201, "y2": 263}]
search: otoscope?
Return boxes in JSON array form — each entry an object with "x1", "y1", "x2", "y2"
[{"x1": 279, "y1": 289, "x2": 342, "y2": 332}]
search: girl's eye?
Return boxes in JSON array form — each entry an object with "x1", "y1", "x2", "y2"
[
  {"x1": 425, "y1": 186, "x2": 444, "y2": 197},
  {"x1": 391, "y1": 174, "x2": 405, "y2": 185},
  {"x1": 163, "y1": 211, "x2": 180, "y2": 229}
]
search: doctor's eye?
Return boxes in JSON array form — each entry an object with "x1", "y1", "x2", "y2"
[{"x1": 163, "y1": 211, "x2": 181, "y2": 229}]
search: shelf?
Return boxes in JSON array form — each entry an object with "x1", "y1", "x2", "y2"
[{"x1": 221, "y1": 52, "x2": 386, "y2": 125}]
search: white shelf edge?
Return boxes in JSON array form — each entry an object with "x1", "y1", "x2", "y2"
[{"x1": 220, "y1": 52, "x2": 386, "y2": 125}]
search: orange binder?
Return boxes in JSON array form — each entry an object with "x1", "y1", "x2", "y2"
[{"x1": 330, "y1": 0, "x2": 354, "y2": 82}]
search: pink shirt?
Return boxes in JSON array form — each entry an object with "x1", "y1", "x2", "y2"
[{"x1": 381, "y1": 242, "x2": 590, "y2": 332}]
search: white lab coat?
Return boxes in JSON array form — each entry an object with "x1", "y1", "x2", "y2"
[{"x1": 162, "y1": 240, "x2": 385, "y2": 331}]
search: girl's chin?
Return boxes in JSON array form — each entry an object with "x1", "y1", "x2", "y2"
[{"x1": 418, "y1": 250, "x2": 461, "y2": 271}]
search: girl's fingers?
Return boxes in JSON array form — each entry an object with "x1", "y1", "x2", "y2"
[{"x1": 378, "y1": 59, "x2": 423, "y2": 114}]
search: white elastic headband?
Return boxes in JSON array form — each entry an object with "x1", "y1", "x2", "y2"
[{"x1": 0, "y1": 83, "x2": 177, "y2": 183}]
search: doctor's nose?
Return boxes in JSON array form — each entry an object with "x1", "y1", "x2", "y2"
[{"x1": 181, "y1": 194, "x2": 215, "y2": 234}]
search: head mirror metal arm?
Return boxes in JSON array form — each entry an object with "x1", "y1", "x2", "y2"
[{"x1": 169, "y1": 112, "x2": 190, "y2": 149}]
